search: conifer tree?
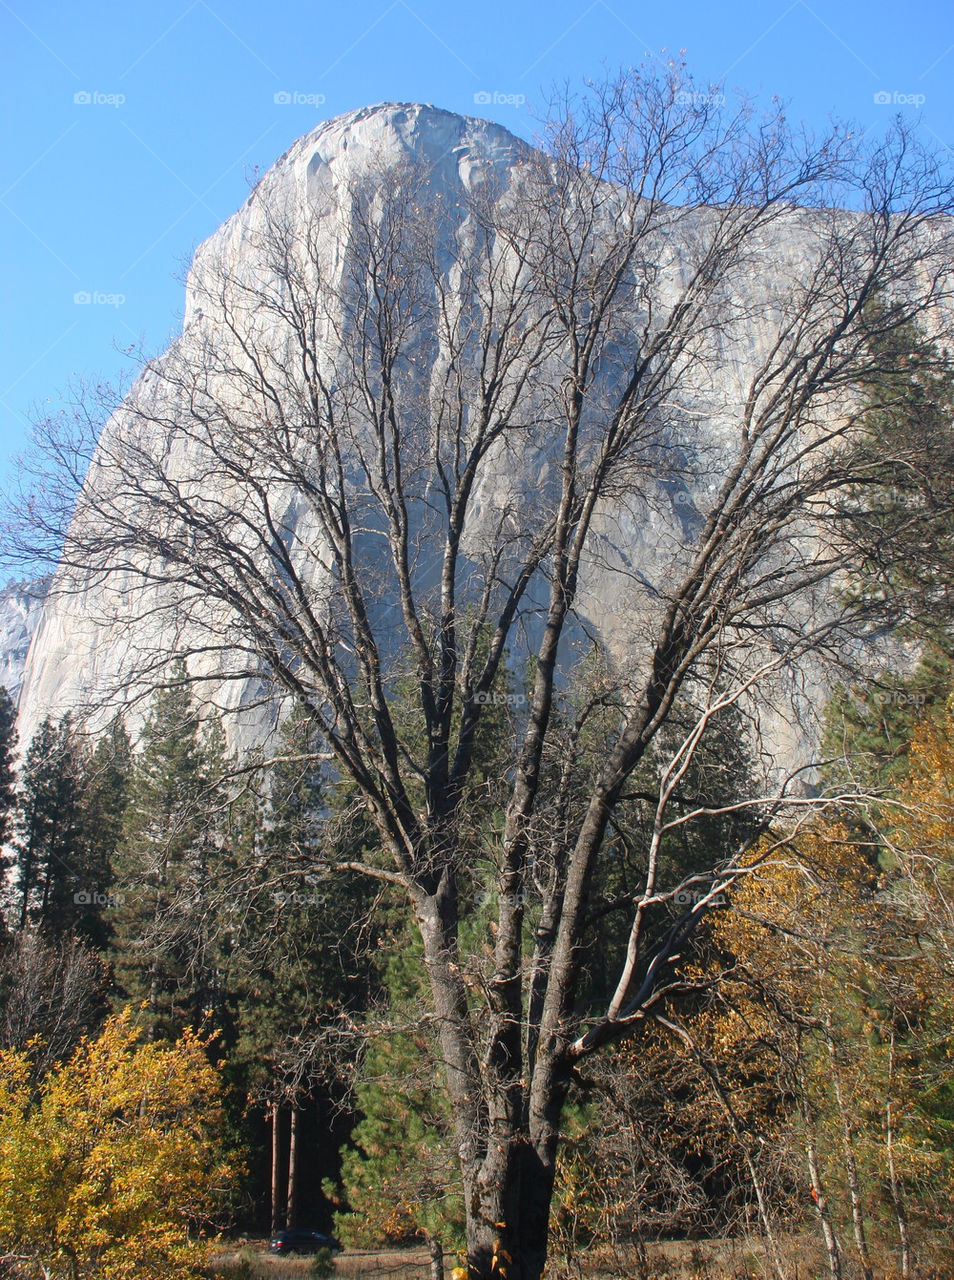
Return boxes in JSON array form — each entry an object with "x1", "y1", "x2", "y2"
[
  {"x1": 13, "y1": 716, "x2": 84, "y2": 934},
  {"x1": 824, "y1": 312, "x2": 954, "y2": 796},
  {"x1": 110, "y1": 674, "x2": 231, "y2": 1039},
  {"x1": 0, "y1": 687, "x2": 17, "y2": 934},
  {"x1": 335, "y1": 930, "x2": 463, "y2": 1254},
  {"x1": 841, "y1": 304, "x2": 954, "y2": 627},
  {"x1": 73, "y1": 716, "x2": 132, "y2": 948},
  {"x1": 228, "y1": 704, "x2": 377, "y2": 1232},
  {"x1": 0, "y1": 688, "x2": 16, "y2": 848}
]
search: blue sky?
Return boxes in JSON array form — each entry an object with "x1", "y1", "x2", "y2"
[{"x1": 1, "y1": 0, "x2": 952, "y2": 485}]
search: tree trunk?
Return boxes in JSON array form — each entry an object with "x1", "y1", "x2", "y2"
[
  {"x1": 804, "y1": 1124, "x2": 842, "y2": 1280},
  {"x1": 428, "y1": 1236, "x2": 444, "y2": 1280},
  {"x1": 463, "y1": 1105, "x2": 565, "y2": 1280},
  {"x1": 286, "y1": 1104, "x2": 300, "y2": 1230},
  {"x1": 270, "y1": 1099, "x2": 283, "y2": 1236},
  {"x1": 885, "y1": 1033, "x2": 911, "y2": 1280},
  {"x1": 19, "y1": 801, "x2": 40, "y2": 929},
  {"x1": 823, "y1": 1014, "x2": 874, "y2": 1280}
]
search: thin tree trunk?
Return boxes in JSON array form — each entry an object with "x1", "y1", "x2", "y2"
[
  {"x1": 804, "y1": 1124, "x2": 842, "y2": 1280},
  {"x1": 428, "y1": 1236, "x2": 444, "y2": 1280},
  {"x1": 147, "y1": 860, "x2": 166, "y2": 1042},
  {"x1": 270, "y1": 1099, "x2": 283, "y2": 1236},
  {"x1": 885, "y1": 1032, "x2": 911, "y2": 1279},
  {"x1": 19, "y1": 798, "x2": 41, "y2": 929},
  {"x1": 797, "y1": 1049, "x2": 842, "y2": 1280},
  {"x1": 286, "y1": 1104, "x2": 300, "y2": 1230},
  {"x1": 823, "y1": 1011, "x2": 874, "y2": 1280}
]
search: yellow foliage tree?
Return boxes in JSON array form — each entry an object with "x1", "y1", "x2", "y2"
[
  {"x1": 0, "y1": 1008, "x2": 237, "y2": 1279},
  {"x1": 700, "y1": 824, "x2": 954, "y2": 1279}
]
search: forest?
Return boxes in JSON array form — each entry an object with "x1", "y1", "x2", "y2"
[{"x1": 2, "y1": 623, "x2": 954, "y2": 1278}]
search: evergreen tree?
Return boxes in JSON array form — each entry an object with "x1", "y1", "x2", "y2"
[
  {"x1": 110, "y1": 675, "x2": 231, "y2": 1039},
  {"x1": 841, "y1": 303, "x2": 954, "y2": 627},
  {"x1": 0, "y1": 687, "x2": 17, "y2": 935},
  {"x1": 335, "y1": 929, "x2": 463, "y2": 1253},
  {"x1": 13, "y1": 716, "x2": 84, "y2": 934},
  {"x1": 0, "y1": 688, "x2": 16, "y2": 849},
  {"x1": 73, "y1": 716, "x2": 132, "y2": 948},
  {"x1": 228, "y1": 704, "x2": 378, "y2": 1232},
  {"x1": 822, "y1": 639, "x2": 953, "y2": 795}
]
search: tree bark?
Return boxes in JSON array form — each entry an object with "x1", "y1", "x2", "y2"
[
  {"x1": 466, "y1": 1134, "x2": 560, "y2": 1280},
  {"x1": 885, "y1": 1034, "x2": 911, "y2": 1279},
  {"x1": 286, "y1": 1104, "x2": 300, "y2": 1231},
  {"x1": 428, "y1": 1236, "x2": 444, "y2": 1280},
  {"x1": 270, "y1": 1099, "x2": 283, "y2": 1236},
  {"x1": 823, "y1": 1012, "x2": 874, "y2": 1280},
  {"x1": 803, "y1": 1110, "x2": 842, "y2": 1280}
]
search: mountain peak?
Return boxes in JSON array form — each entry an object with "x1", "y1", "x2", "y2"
[
  {"x1": 181, "y1": 102, "x2": 530, "y2": 313},
  {"x1": 270, "y1": 99, "x2": 529, "y2": 187}
]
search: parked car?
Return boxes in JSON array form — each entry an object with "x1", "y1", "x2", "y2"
[{"x1": 269, "y1": 1228, "x2": 342, "y2": 1255}]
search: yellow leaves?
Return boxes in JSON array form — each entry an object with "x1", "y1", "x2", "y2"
[
  {"x1": 490, "y1": 1240, "x2": 512, "y2": 1275},
  {"x1": 0, "y1": 1007, "x2": 237, "y2": 1279},
  {"x1": 900, "y1": 705, "x2": 954, "y2": 870}
]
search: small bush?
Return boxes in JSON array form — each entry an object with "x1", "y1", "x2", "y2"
[{"x1": 309, "y1": 1247, "x2": 336, "y2": 1278}]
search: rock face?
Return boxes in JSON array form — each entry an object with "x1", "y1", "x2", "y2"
[
  {"x1": 19, "y1": 105, "x2": 538, "y2": 749},
  {"x1": 0, "y1": 580, "x2": 45, "y2": 703},
  {"x1": 12, "y1": 102, "x2": 917, "y2": 759}
]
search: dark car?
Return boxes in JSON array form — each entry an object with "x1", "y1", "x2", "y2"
[{"x1": 269, "y1": 1228, "x2": 342, "y2": 1256}]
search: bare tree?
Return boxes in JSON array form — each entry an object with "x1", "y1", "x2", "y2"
[
  {"x1": 9, "y1": 68, "x2": 954, "y2": 1279},
  {"x1": 0, "y1": 929, "x2": 106, "y2": 1078}
]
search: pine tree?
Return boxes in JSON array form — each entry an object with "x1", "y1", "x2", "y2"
[
  {"x1": 842, "y1": 303, "x2": 954, "y2": 625},
  {"x1": 0, "y1": 688, "x2": 16, "y2": 849},
  {"x1": 822, "y1": 639, "x2": 953, "y2": 794},
  {"x1": 13, "y1": 716, "x2": 84, "y2": 934},
  {"x1": 73, "y1": 716, "x2": 132, "y2": 948},
  {"x1": 0, "y1": 688, "x2": 17, "y2": 936},
  {"x1": 110, "y1": 675, "x2": 231, "y2": 1039},
  {"x1": 335, "y1": 929, "x2": 463, "y2": 1253},
  {"x1": 228, "y1": 704, "x2": 379, "y2": 1232}
]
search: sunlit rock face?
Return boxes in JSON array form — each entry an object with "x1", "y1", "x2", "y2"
[
  {"x1": 19, "y1": 105, "x2": 539, "y2": 750},
  {"x1": 13, "y1": 103, "x2": 891, "y2": 763}
]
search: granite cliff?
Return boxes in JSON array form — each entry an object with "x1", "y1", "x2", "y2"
[{"x1": 14, "y1": 103, "x2": 941, "y2": 760}]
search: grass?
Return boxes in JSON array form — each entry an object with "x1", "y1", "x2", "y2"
[
  {"x1": 207, "y1": 1231, "x2": 954, "y2": 1280},
  {"x1": 207, "y1": 1237, "x2": 780, "y2": 1280},
  {"x1": 207, "y1": 1244, "x2": 432, "y2": 1280}
]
